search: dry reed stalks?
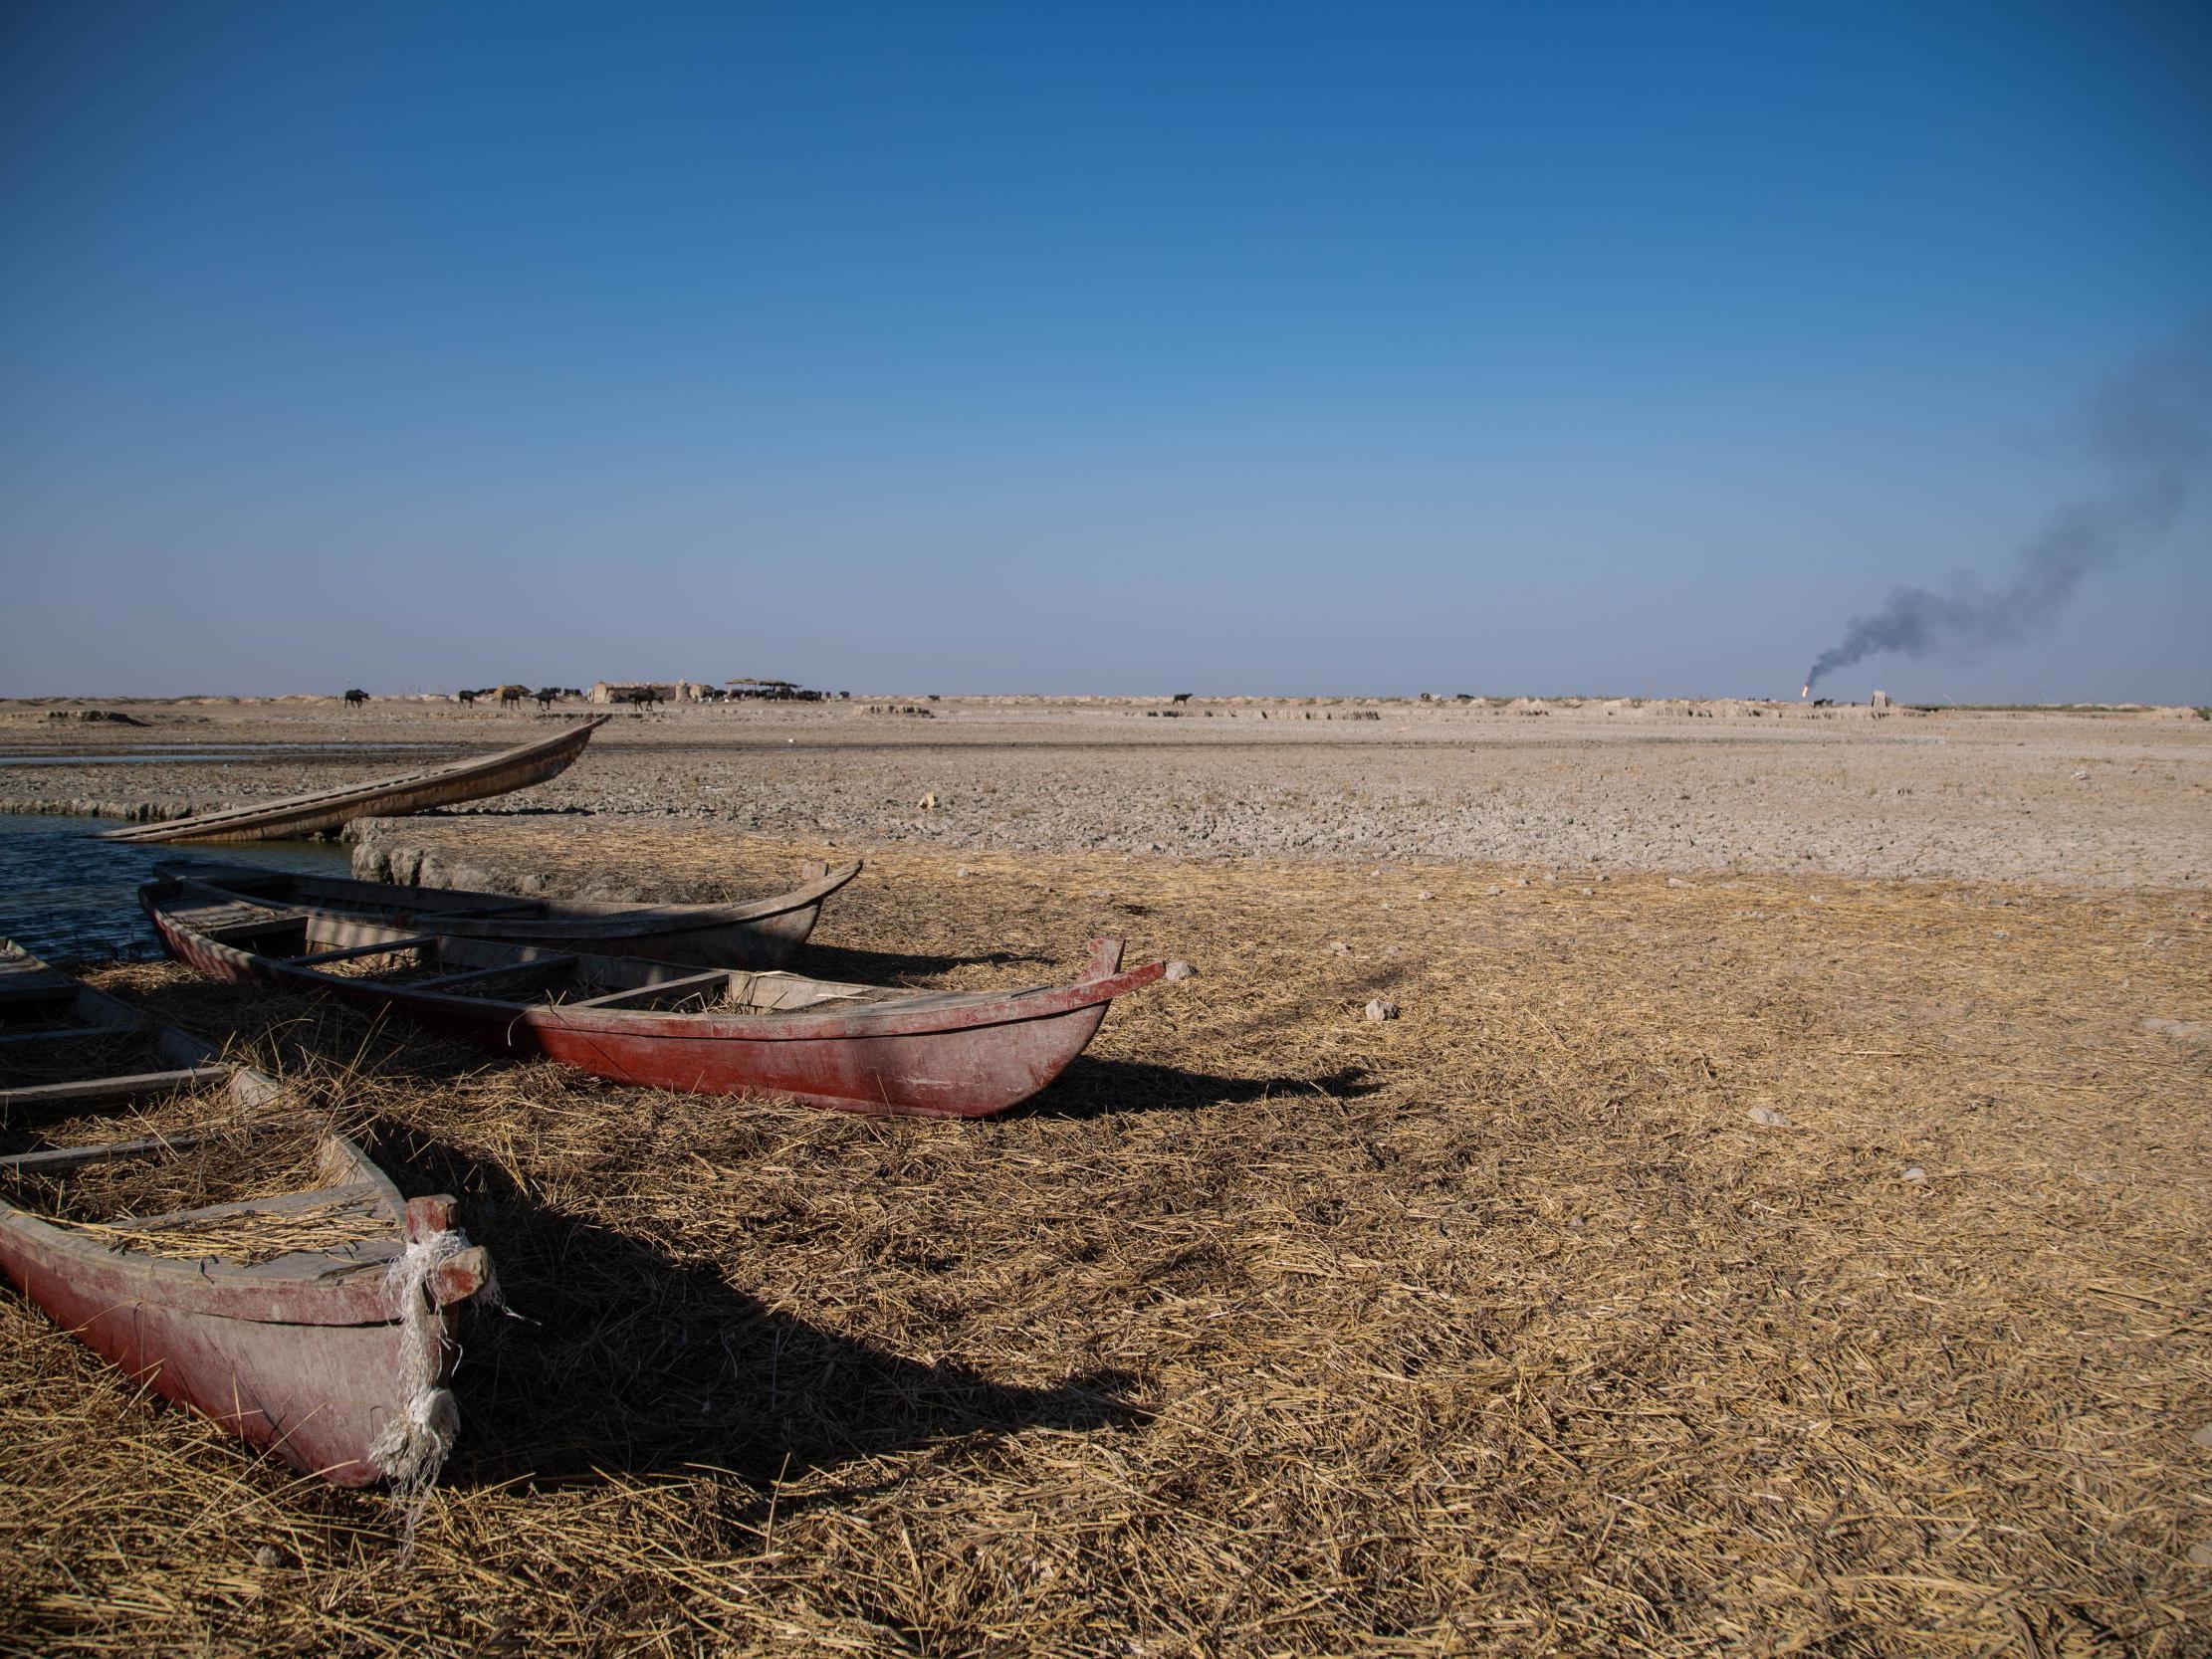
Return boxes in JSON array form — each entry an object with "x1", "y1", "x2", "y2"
[{"x1": 1, "y1": 820, "x2": 2207, "y2": 1655}]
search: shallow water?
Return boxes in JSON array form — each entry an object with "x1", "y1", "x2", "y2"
[{"x1": 0, "y1": 813, "x2": 352, "y2": 962}]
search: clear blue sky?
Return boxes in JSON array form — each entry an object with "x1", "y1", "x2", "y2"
[{"x1": 4, "y1": 1, "x2": 2208, "y2": 701}]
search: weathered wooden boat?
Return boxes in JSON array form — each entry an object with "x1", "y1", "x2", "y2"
[
  {"x1": 143, "y1": 878, "x2": 1169, "y2": 1119},
  {"x1": 97, "y1": 717, "x2": 609, "y2": 844},
  {"x1": 158, "y1": 855, "x2": 863, "y2": 968},
  {"x1": 1, "y1": 937, "x2": 277, "y2": 1117},
  {"x1": 0, "y1": 941, "x2": 492, "y2": 1486}
]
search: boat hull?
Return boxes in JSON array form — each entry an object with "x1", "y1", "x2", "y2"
[
  {"x1": 99, "y1": 718, "x2": 607, "y2": 844},
  {"x1": 148, "y1": 901, "x2": 1164, "y2": 1119},
  {"x1": 162, "y1": 858, "x2": 860, "y2": 968},
  {"x1": 0, "y1": 1232, "x2": 426, "y2": 1484},
  {"x1": 393, "y1": 990, "x2": 1115, "y2": 1118},
  {"x1": 0, "y1": 1147, "x2": 482, "y2": 1486}
]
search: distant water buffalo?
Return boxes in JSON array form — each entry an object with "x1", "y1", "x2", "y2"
[
  {"x1": 535, "y1": 687, "x2": 560, "y2": 709},
  {"x1": 456, "y1": 689, "x2": 478, "y2": 707},
  {"x1": 342, "y1": 689, "x2": 367, "y2": 709},
  {"x1": 1172, "y1": 692, "x2": 1193, "y2": 704}
]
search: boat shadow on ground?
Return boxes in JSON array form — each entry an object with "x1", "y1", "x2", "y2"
[
  {"x1": 382, "y1": 1128, "x2": 1143, "y2": 1497},
  {"x1": 1013, "y1": 1058, "x2": 1377, "y2": 1121}
]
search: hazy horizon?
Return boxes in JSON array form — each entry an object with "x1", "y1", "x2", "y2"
[{"x1": 5, "y1": 4, "x2": 2208, "y2": 705}]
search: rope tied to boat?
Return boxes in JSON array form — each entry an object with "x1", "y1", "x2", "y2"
[{"x1": 370, "y1": 1222, "x2": 498, "y2": 1547}]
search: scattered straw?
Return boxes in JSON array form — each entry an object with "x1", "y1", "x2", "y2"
[{"x1": 1, "y1": 823, "x2": 2206, "y2": 1655}]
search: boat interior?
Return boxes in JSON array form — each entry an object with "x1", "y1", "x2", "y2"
[
  {"x1": 165, "y1": 858, "x2": 841, "y2": 926},
  {"x1": 0, "y1": 945, "x2": 392, "y2": 1270},
  {"x1": 170, "y1": 892, "x2": 931, "y2": 1016},
  {"x1": 1, "y1": 943, "x2": 229, "y2": 1113}
]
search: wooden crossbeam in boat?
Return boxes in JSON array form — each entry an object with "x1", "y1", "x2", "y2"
[
  {"x1": 202, "y1": 912, "x2": 314, "y2": 943},
  {"x1": 0, "y1": 1064, "x2": 233, "y2": 1111},
  {"x1": 178, "y1": 869, "x2": 292, "y2": 894},
  {"x1": 0, "y1": 956, "x2": 80, "y2": 1007},
  {"x1": 408, "y1": 955, "x2": 576, "y2": 993},
  {"x1": 569, "y1": 968, "x2": 731, "y2": 1009},
  {"x1": 0, "y1": 1129, "x2": 223, "y2": 1175},
  {"x1": 114, "y1": 1182, "x2": 384, "y2": 1232},
  {"x1": 0, "y1": 973, "x2": 78, "y2": 1008},
  {"x1": 0, "y1": 1024, "x2": 131, "y2": 1047},
  {"x1": 0, "y1": 984, "x2": 78, "y2": 1010},
  {"x1": 291, "y1": 934, "x2": 440, "y2": 967}
]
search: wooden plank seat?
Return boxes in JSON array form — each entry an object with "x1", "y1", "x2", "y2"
[
  {"x1": 0, "y1": 1130, "x2": 221, "y2": 1176},
  {"x1": 113, "y1": 1182, "x2": 385, "y2": 1232},
  {"x1": 0, "y1": 1024, "x2": 136, "y2": 1047},
  {"x1": 407, "y1": 955, "x2": 577, "y2": 993},
  {"x1": 568, "y1": 968, "x2": 732, "y2": 1009},
  {"x1": 289, "y1": 935, "x2": 440, "y2": 968},
  {"x1": 0, "y1": 1065, "x2": 235, "y2": 1112}
]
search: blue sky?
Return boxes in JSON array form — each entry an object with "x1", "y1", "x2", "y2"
[{"x1": 4, "y1": 1, "x2": 2208, "y2": 701}]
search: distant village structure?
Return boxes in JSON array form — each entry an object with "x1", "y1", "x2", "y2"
[{"x1": 586, "y1": 678, "x2": 831, "y2": 705}]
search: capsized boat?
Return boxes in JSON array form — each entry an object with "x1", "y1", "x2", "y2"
[
  {"x1": 158, "y1": 854, "x2": 862, "y2": 968},
  {"x1": 0, "y1": 940, "x2": 493, "y2": 1486},
  {"x1": 142, "y1": 878, "x2": 1168, "y2": 1119},
  {"x1": 97, "y1": 717, "x2": 609, "y2": 843}
]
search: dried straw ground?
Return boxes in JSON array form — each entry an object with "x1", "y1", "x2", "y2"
[{"x1": 3, "y1": 822, "x2": 2210, "y2": 1657}]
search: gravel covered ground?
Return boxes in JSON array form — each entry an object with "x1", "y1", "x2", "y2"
[{"x1": 4, "y1": 696, "x2": 2207, "y2": 887}]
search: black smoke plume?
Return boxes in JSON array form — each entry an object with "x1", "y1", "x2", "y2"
[{"x1": 1804, "y1": 328, "x2": 2212, "y2": 694}]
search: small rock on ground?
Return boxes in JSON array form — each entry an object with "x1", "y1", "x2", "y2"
[
  {"x1": 1365, "y1": 999, "x2": 1400, "y2": 1022},
  {"x1": 1163, "y1": 960, "x2": 1196, "y2": 981},
  {"x1": 1747, "y1": 1105, "x2": 1793, "y2": 1128}
]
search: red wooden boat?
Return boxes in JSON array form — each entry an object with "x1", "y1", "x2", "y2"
[
  {"x1": 142, "y1": 878, "x2": 1169, "y2": 1119},
  {"x1": 159, "y1": 855, "x2": 862, "y2": 968},
  {"x1": 0, "y1": 941, "x2": 493, "y2": 1486},
  {"x1": 97, "y1": 716, "x2": 608, "y2": 843}
]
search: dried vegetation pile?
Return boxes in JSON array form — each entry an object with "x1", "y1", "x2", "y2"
[{"x1": 3, "y1": 822, "x2": 2209, "y2": 1655}]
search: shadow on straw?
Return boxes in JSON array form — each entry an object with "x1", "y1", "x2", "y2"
[
  {"x1": 380, "y1": 1128, "x2": 1144, "y2": 1494},
  {"x1": 1014, "y1": 1058, "x2": 1377, "y2": 1122}
]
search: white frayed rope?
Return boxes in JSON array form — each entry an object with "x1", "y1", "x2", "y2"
[{"x1": 369, "y1": 1227, "x2": 475, "y2": 1500}]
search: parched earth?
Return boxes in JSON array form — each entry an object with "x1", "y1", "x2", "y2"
[{"x1": 3, "y1": 697, "x2": 2207, "y2": 887}]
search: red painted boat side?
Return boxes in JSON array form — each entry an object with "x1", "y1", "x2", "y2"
[
  {"x1": 0, "y1": 1152, "x2": 483, "y2": 1486},
  {"x1": 0, "y1": 1239, "x2": 417, "y2": 1483},
  {"x1": 148, "y1": 898, "x2": 1167, "y2": 1119}
]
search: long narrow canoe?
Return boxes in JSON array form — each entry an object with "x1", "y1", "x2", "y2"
[
  {"x1": 97, "y1": 717, "x2": 609, "y2": 843},
  {"x1": 0, "y1": 941, "x2": 493, "y2": 1486},
  {"x1": 144, "y1": 878, "x2": 1169, "y2": 1119},
  {"x1": 159, "y1": 855, "x2": 863, "y2": 968}
]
